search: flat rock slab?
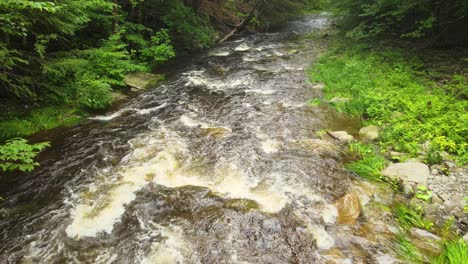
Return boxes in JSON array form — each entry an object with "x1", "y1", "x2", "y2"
[
  {"x1": 124, "y1": 72, "x2": 164, "y2": 90},
  {"x1": 382, "y1": 162, "x2": 429, "y2": 186}
]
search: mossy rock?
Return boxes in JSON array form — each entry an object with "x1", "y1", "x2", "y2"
[
  {"x1": 224, "y1": 199, "x2": 260, "y2": 212},
  {"x1": 124, "y1": 72, "x2": 165, "y2": 90}
]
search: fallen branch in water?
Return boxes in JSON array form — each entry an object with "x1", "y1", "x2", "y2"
[{"x1": 218, "y1": 0, "x2": 263, "y2": 44}]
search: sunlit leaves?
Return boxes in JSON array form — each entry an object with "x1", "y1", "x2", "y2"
[{"x1": 0, "y1": 138, "x2": 50, "y2": 172}]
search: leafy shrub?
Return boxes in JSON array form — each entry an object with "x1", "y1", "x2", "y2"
[
  {"x1": 0, "y1": 138, "x2": 50, "y2": 172},
  {"x1": 76, "y1": 77, "x2": 112, "y2": 110}
]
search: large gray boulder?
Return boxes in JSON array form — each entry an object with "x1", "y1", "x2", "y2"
[
  {"x1": 359, "y1": 125, "x2": 380, "y2": 141},
  {"x1": 382, "y1": 162, "x2": 430, "y2": 186}
]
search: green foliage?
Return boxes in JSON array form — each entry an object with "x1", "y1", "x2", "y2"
[
  {"x1": 42, "y1": 32, "x2": 146, "y2": 109},
  {"x1": 393, "y1": 203, "x2": 433, "y2": 231},
  {"x1": 415, "y1": 186, "x2": 433, "y2": 202},
  {"x1": 310, "y1": 45, "x2": 468, "y2": 163},
  {"x1": 349, "y1": 142, "x2": 375, "y2": 159},
  {"x1": 0, "y1": 138, "x2": 50, "y2": 172},
  {"x1": 425, "y1": 151, "x2": 443, "y2": 166},
  {"x1": 161, "y1": 1, "x2": 215, "y2": 50},
  {"x1": 332, "y1": 0, "x2": 468, "y2": 45},
  {"x1": 76, "y1": 77, "x2": 112, "y2": 110},
  {"x1": 432, "y1": 239, "x2": 468, "y2": 264},
  {"x1": 126, "y1": 27, "x2": 176, "y2": 65}
]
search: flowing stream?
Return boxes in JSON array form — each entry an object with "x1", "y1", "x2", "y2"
[{"x1": 1, "y1": 14, "x2": 404, "y2": 263}]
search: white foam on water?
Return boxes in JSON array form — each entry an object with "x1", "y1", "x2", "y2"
[
  {"x1": 180, "y1": 115, "x2": 203, "y2": 128},
  {"x1": 184, "y1": 70, "x2": 208, "y2": 87},
  {"x1": 66, "y1": 128, "x2": 187, "y2": 238},
  {"x1": 281, "y1": 102, "x2": 306, "y2": 108},
  {"x1": 137, "y1": 103, "x2": 167, "y2": 115},
  {"x1": 234, "y1": 43, "x2": 251, "y2": 52},
  {"x1": 246, "y1": 89, "x2": 275, "y2": 95},
  {"x1": 242, "y1": 55, "x2": 258, "y2": 62},
  {"x1": 255, "y1": 44, "x2": 279, "y2": 51},
  {"x1": 141, "y1": 223, "x2": 196, "y2": 264},
  {"x1": 307, "y1": 225, "x2": 335, "y2": 250},
  {"x1": 210, "y1": 51, "x2": 231, "y2": 57},
  {"x1": 90, "y1": 108, "x2": 134, "y2": 121},
  {"x1": 261, "y1": 139, "x2": 280, "y2": 153},
  {"x1": 155, "y1": 162, "x2": 287, "y2": 213}
]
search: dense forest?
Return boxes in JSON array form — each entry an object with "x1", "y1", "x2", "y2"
[{"x1": 0, "y1": 0, "x2": 467, "y2": 263}]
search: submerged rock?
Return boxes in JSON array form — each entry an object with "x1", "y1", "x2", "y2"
[
  {"x1": 328, "y1": 131, "x2": 355, "y2": 143},
  {"x1": 201, "y1": 127, "x2": 231, "y2": 139},
  {"x1": 359, "y1": 125, "x2": 379, "y2": 142},
  {"x1": 124, "y1": 72, "x2": 164, "y2": 90},
  {"x1": 329, "y1": 97, "x2": 351, "y2": 104},
  {"x1": 335, "y1": 193, "x2": 361, "y2": 225},
  {"x1": 381, "y1": 162, "x2": 429, "y2": 186}
]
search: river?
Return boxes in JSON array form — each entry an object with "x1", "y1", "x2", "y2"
[{"x1": 1, "y1": 14, "x2": 403, "y2": 263}]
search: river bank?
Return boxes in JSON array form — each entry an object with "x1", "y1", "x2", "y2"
[{"x1": 307, "y1": 27, "x2": 468, "y2": 262}]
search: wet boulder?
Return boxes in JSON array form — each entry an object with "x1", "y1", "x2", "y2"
[
  {"x1": 124, "y1": 72, "x2": 164, "y2": 91},
  {"x1": 335, "y1": 193, "x2": 361, "y2": 225},
  {"x1": 359, "y1": 125, "x2": 379, "y2": 142},
  {"x1": 382, "y1": 162, "x2": 429, "y2": 186}
]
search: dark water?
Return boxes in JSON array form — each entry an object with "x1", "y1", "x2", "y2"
[{"x1": 1, "y1": 14, "x2": 403, "y2": 263}]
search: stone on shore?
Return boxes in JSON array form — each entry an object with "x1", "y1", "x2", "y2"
[
  {"x1": 382, "y1": 161, "x2": 429, "y2": 186},
  {"x1": 359, "y1": 125, "x2": 379, "y2": 142},
  {"x1": 328, "y1": 131, "x2": 355, "y2": 143}
]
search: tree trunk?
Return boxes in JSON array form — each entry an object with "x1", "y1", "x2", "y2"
[{"x1": 112, "y1": 0, "x2": 119, "y2": 33}]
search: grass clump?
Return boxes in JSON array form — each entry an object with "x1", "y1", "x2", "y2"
[
  {"x1": 345, "y1": 142, "x2": 400, "y2": 188},
  {"x1": 345, "y1": 156, "x2": 386, "y2": 182},
  {"x1": 0, "y1": 107, "x2": 84, "y2": 141},
  {"x1": 393, "y1": 203, "x2": 434, "y2": 231},
  {"x1": 397, "y1": 234, "x2": 424, "y2": 263},
  {"x1": 432, "y1": 239, "x2": 468, "y2": 264},
  {"x1": 309, "y1": 44, "x2": 468, "y2": 164}
]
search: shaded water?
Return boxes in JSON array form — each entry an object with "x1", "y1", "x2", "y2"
[{"x1": 1, "y1": 14, "x2": 403, "y2": 263}]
